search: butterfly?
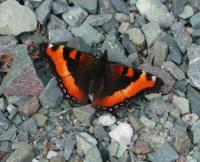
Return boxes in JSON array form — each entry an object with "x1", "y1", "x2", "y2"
[{"x1": 43, "y1": 43, "x2": 163, "y2": 112}]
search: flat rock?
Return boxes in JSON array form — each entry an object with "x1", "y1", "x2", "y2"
[
  {"x1": 173, "y1": 95, "x2": 190, "y2": 114},
  {"x1": 0, "y1": 126, "x2": 17, "y2": 141},
  {"x1": 52, "y1": 0, "x2": 69, "y2": 15},
  {"x1": 0, "y1": 45, "x2": 43, "y2": 96},
  {"x1": 127, "y1": 28, "x2": 145, "y2": 46},
  {"x1": 0, "y1": 0, "x2": 37, "y2": 36},
  {"x1": 39, "y1": 77, "x2": 63, "y2": 108},
  {"x1": 0, "y1": 36, "x2": 17, "y2": 54},
  {"x1": 108, "y1": 142, "x2": 127, "y2": 158},
  {"x1": 48, "y1": 29, "x2": 73, "y2": 43},
  {"x1": 190, "y1": 12, "x2": 200, "y2": 29},
  {"x1": 115, "y1": 13, "x2": 130, "y2": 22},
  {"x1": 134, "y1": 140, "x2": 150, "y2": 154},
  {"x1": 111, "y1": 0, "x2": 129, "y2": 14},
  {"x1": 22, "y1": 118, "x2": 38, "y2": 135},
  {"x1": 136, "y1": 0, "x2": 174, "y2": 28},
  {"x1": 128, "y1": 115, "x2": 144, "y2": 131},
  {"x1": 98, "y1": 113, "x2": 116, "y2": 126},
  {"x1": 139, "y1": 116, "x2": 156, "y2": 129},
  {"x1": 85, "y1": 14, "x2": 112, "y2": 26},
  {"x1": 71, "y1": 23, "x2": 103, "y2": 45},
  {"x1": 118, "y1": 22, "x2": 129, "y2": 34},
  {"x1": 94, "y1": 125, "x2": 109, "y2": 141},
  {"x1": 63, "y1": 134, "x2": 76, "y2": 160},
  {"x1": 178, "y1": 5, "x2": 194, "y2": 19},
  {"x1": 47, "y1": 14, "x2": 67, "y2": 30},
  {"x1": 99, "y1": 0, "x2": 116, "y2": 15},
  {"x1": 172, "y1": 0, "x2": 187, "y2": 15},
  {"x1": 187, "y1": 44, "x2": 200, "y2": 90},
  {"x1": 182, "y1": 113, "x2": 199, "y2": 125},
  {"x1": 84, "y1": 146, "x2": 103, "y2": 162},
  {"x1": 0, "y1": 111, "x2": 9, "y2": 133},
  {"x1": 32, "y1": 113, "x2": 48, "y2": 127}
]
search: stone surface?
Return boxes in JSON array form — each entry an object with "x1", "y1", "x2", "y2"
[
  {"x1": 84, "y1": 146, "x2": 103, "y2": 162},
  {"x1": 52, "y1": 0, "x2": 68, "y2": 15},
  {"x1": 115, "y1": 13, "x2": 130, "y2": 22},
  {"x1": 0, "y1": 112, "x2": 9, "y2": 133},
  {"x1": 98, "y1": 113, "x2": 116, "y2": 126},
  {"x1": 182, "y1": 113, "x2": 199, "y2": 125},
  {"x1": 128, "y1": 115, "x2": 144, "y2": 131},
  {"x1": 47, "y1": 14, "x2": 67, "y2": 30},
  {"x1": 22, "y1": 118, "x2": 38, "y2": 135},
  {"x1": 136, "y1": 0, "x2": 174, "y2": 28},
  {"x1": 190, "y1": 12, "x2": 200, "y2": 29},
  {"x1": 173, "y1": 95, "x2": 190, "y2": 114},
  {"x1": 48, "y1": 29, "x2": 73, "y2": 43},
  {"x1": 108, "y1": 142, "x2": 127, "y2": 158},
  {"x1": 0, "y1": 126, "x2": 17, "y2": 141},
  {"x1": 63, "y1": 134, "x2": 76, "y2": 160},
  {"x1": 0, "y1": 0, "x2": 37, "y2": 36},
  {"x1": 172, "y1": 0, "x2": 187, "y2": 15},
  {"x1": 111, "y1": 0, "x2": 129, "y2": 14},
  {"x1": 0, "y1": 36, "x2": 17, "y2": 54},
  {"x1": 73, "y1": 105, "x2": 96, "y2": 127},
  {"x1": 118, "y1": 22, "x2": 129, "y2": 34},
  {"x1": 127, "y1": 28, "x2": 145, "y2": 46},
  {"x1": 47, "y1": 150, "x2": 58, "y2": 159},
  {"x1": 139, "y1": 116, "x2": 156, "y2": 129},
  {"x1": 94, "y1": 125, "x2": 109, "y2": 141},
  {"x1": 178, "y1": 5, "x2": 194, "y2": 19},
  {"x1": 71, "y1": 23, "x2": 103, "y2": 45},
  {"x1": 187, "y1": 44, "x2": 200, "y2": 90},
  {"x1": 134, "y1": 141, "x2": 150, "y2": 154},
  {"x1": 85, "y1": 14, "x2": 112, "y2": 26},
  {"x1": 32, "y1": 113, "x2": 48, "y2": 127},
  {"x1": 62, "y1": 7, "x2": 88, "y2": 27},
  {"x1": 191, "y1": 120, "x2": 200, "y2": 144},
  {"x1": 0, "y1": 45, "x2": 43, "y2": 96}
]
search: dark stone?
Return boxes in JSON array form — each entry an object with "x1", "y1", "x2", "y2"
[
  {"x1": 121, "y1": 34, "x2": 137, "y2": 55},
  {"x1": 172, "y1": 0, "x2": 187, "y2": 15},
  {"x1": 47, "y1": 14, "x2": 67, "y2": 30},
  {"x1": 52, "y1": 0, "x2": 69, "y2": 15},
  {"x1": 48, "y1": 29, "x2": 73, "y2": 43},
  {"x1": 174, "y1": 80, "x2": 187, "y2": 93},
  {"x1": 0, "y1": 36, "x2": 17, "y2": 54},
  {"x1": 19, "y1": 33, "x2": 45, "y2": 44},
  {"x1": 111, "y1": 0, "x2": 129, "y2": 14},
  {"x1": 190, "y1": 12, "x2": 200, "y2": 29},
  {"x1": 63, "y1": 134, "x2": 76, "y2": 160}
]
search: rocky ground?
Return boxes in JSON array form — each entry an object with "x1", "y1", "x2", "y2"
[{"x1": 0, "y1": 0, "x2": 200, "y2": 161}]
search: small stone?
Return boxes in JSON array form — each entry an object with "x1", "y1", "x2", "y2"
[
  {"x1": 52, "y1": 0, "x2": 68, "y2": 15},
  {"x1": 178, "y1": 5, "x2": 194, "y2": 19},
  {"x1": 94, "y1": 125, "x2": 110, "y2": 141},
  {"x1": 0, "y1": 0, "x2": 37, "y2": 36},
  {"x1": 102, "y1": 18, "x2": 120, "y2": 32},
  {"x1": 85, "y1": 14, "x2": 112, "y2": 26},
  {"x1": 18, "y1": 96, "x2": 39, "y2": 117},
  {"x1": 12, "y1": 114, "x2": 23, "y2": 125},
  {"x1": 73, "y1": 104, "x2": 96, "y2": 127},
  {"x1": 142, "y1": 22, "x2": 162, "y2": 47},
  {"x1": 127, "y1": 28, "x2": 145, "y2": 46},
  {"x1": 76, "y1": 132, "x2": 97, "y2": 153},
  {"x1": 47, "y1": 150, "x2": 58, "y2": 159},
  {"x1": 139, "y1": 116, "x2": 156, "y2": 129},
  {"x1": 172, "y1": 0, "x2": 187, "y2": 15},
  {"x1": 0, "y1": 36, "x2": 17, "y2": 54},
  {"x1": 162, "y1": 61, "x2": 185, "y2": 80},
  {"x1": 98, "y1": 113, "x2": 116, "y2": 126},
  {"x1": 19, "y1": 34, "x2": 45, "y2": 44},
  {"x1": 63, "y1": 134, "x2": 76, "y2": 160},
  {"x1": 182, "y1": 113, "x2": 199, "y2": 125},
  {"x1": 50, "y1": 156, "x2": 62, "y2": 162},
  {"x1": 39, "y1": 77, "x2": 63, "y2": 108},
  {"x1": 7, "y1": 104, "x2": 17, "y2": 114},
  {"x1": 190, "y1": 12, "x2": 200, "y2": 29},
  {"x1": 99, "y1": 0, "x2": 115, "y2": 14},
  {"x1": 35, "y1": 0, "x2": 53, "y2": 25},
  {"x1": 148, "y1": 143, "x2": 179, "y2": 162},
  {"x1": 128, "y1": 115, "x2": 144, "y2": 131},
  {"x1": 115, "y1": 13, "x2": 130, "y2": 22},
  {"x1": 174, "y1": 80, "x2": 187, "y2": 93},
  {"x1": 134, "y1": 141, "x2": 150, "y2": 154},
  {"x1": 136, "y1": 0, "x2": 174, "y2": 28},
  {"x1": 32, "y1": 113, "x2": 48, "y2": 127},
  {"x1": 6, "y1": 143, "x2": 33, "y2": 162},
  {"x1": 191, "y1": 120, "x2": 200, "y2": 144},
  {"x1": 173, "y1": 95, "x2": 190, "y2": 114},
  {"x1": 118, "y1": 22, "x2": 129, "y2": 34},
  {"x1": 164, "y1": 121, "x2": 173, "y2": 129},
  {"x1": 71, "y1": 23, "x2": 103, "y2": 45},
  {"x1": 84, "y1": 146, "x2": 103, "y2": 162},
  {"x1": 111, "y1": 0, "x2": 129, "y2": 14},
  {"x1": 47, "y1": 14, "x2": 67, "y2": 30},
  {"x1": 0, "y1": 111, "x2": 9, "y2": 132},
  {"x1": 22, "y1": 118, "x2": 38, "y2": 135},
  {"x1": 108, "y1": 142, "x2": 127, "y2": 158},
  {"x1": 109, "y1": 122, "x2": 133, "y2": 146},
  {"x1": 0, "y1": 127, "x2": 17, "y2": 141},
  {"x1": 121, "y1": 35, "x2": 137, "y2": 55},
  {"x1": 144, "y1": 93, "x2": 162, "y2": 100},
  {"x1": 48, "y1": 29, "x2": 73, "y2": 43}
]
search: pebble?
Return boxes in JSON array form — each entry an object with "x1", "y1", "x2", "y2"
[
  {"x1": 63, "y1": 134, "x2": 76, "y2": 160},
  {"x1": 162, "y1": 61, "x2": 185, "y2": 80},
  {"x1": 139, "y1": 116, "x2": 156, "y2": 129},
  {"x1": 98, "y1": 113, "x2": 116, "y2": 126},
  {"x1": 0, "y1": 111, "x2": 9, "y2": 132},
  {"x1": 0, "y1": 0, "x2": 37, "y2": 36},
  {"x1": 84, "y1": 146, "x2": 103, "y2": 162},
  {"x1": 47, "y1": 150, "x2": 58, "y2": 159},
  {"x1": 136, "y1": 0, "x2": 174, "y2": 28},
  {"x1": 118, "y1": 22, "x2": 129, "y2": 34},
  {"x1": 39, "y1": 77, "x2": 63, "y2": 108},
  {"x1": 134, "y1": 141, "x2": 150, "y2": 155},
  {"x1": 85, "y1": 14, "x2": 112, "y2": 26},
  {"x1": 22, "y1": 118, "x2": 38, "y2": 136},
  {"x1": 6, "y1": 143, "x2": 33, "y2": 162},
  {"x1": 52, "y1": 0, "x2": 69, "y2": 15},
  {"x1": 62, "y1": 7, "x2": 88, "y2": 27},
  {"x1": 121, "y1": 34, "x2": 137, "y2": 55},
  {"x1": 47, "y1": 14, "x2": 67, "y2": 30},
  {"x1": 7, "y1": 104, "x2": 17, "y2": 114},
  {"x1": 35, "y1": 0, "x2": 53, "y2": 25},
  {"x1": 173, "y1": 95, "x2": 190, "y2": 114},
  {"x1": 0, "y1": 126, "x2": 17, "y2": 141},
  {"x1": 94, "y1": 125, "x2": 110, "y2": 141},
  {"x1": 178, "y1": 5, "x2": 194, "y2": 19},
  {"x1": 190, "y1": 12, "x2": 200, "y2": 29},
  {"x1": 191, "y1": 121, "x2": 200, "y2": 144},
  {"x1": 128, "y1": 115, "x2": 144, "y2": 131},
  {"x1": 71, "y1": 23, "x2": 103, "y2": 45},
  {"x1": 127, "y1": 28, "x2": 145, "y2": 46},
  {"x1": 19, "y1": 33, "x2": 45, "y2": 44},
  {"x1": 182, "y1": 113, "x2": 199, "y2": 125},
  {"x1": 99, "y1": 0, "x2": 115, "y2": 14},
  {"x1": 0, "y1": 36, "x2": 17, "y2": 54},
  {"x1": 172, "y1": 0, "x2": 187, "y2": 15},
  {"x1": 18, "y1": 96, "x2": 39, "y2": 117},
  {"x1": 109, "y1": 122, "x2": 133, "y2": 146},
  {"x1": 32, "y1": 113, "x2": 48, "y2": 127},
  {"x1": 48, "y1": 29, "x2": 73, "y2": 43},
  {"x1": 148, "y1": 143, "x2": 179, "y2": 162},
  {"x1": 115, "y1": 13, "x2": 130, "y2": 22},
  {"x1": 111, "y1": 0, "x2": 129, "y2": 14},
  {"x1": 187, "y1": 44, "x2": 200, "y2": 90},
  {"x1": 108, "y1": 142, "x2": 127, "y2": 158},
  {"x1": 73, "y1": 104, "x2": 96, "y2": 127}
]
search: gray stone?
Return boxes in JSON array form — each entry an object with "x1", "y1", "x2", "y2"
[
  {"x1": 121, "y1": 34, "x2": 137, "y2": 55},
  {"x1": 0, "y1": 141, "x2": 11, "y2": 152},
  {"x1": 190, "y1": 12, "x2": 200, "y2": 29},
  {"x1": 108, "y1": 142, "x2": 127, "y2": 158},
  {"x1": 139, "y1": 116, "x2": 156, "y2": 129},
  {"x1": 173, "y1": 95, "x2": 190, "y2": 114},
  {"x1": 142, "y1": 22, "x2": 162, "y2": 47},
  {"x1": 0, "y1": 111, "x2": 9, "y2": 133},
  {"x1": 48, "y1": 29, "x2": 73, "y2": 43},
  {"x1": 0, "y1": 45, "x2": 44, "y2": 96},
  {"x1": 73, "y1": 105, "x2": 96, "y2": 127},
  {"x1": 189, "y1": 0, "x2": 200, "y2": 9},
  {"x1": 174, "y1": 80, "x2": 187, "y2": 92},
  {"x1": 98, "y1": 114, "x2": 116, "y2": 126},
  {"x1": 70, "y1": 0, "x2": 97, "y2": 14},
  {"x1": 85, "y1": 14, "x2": 112, "y2": 26},
  {"x1": 0, "y1": 98, "x2": 5, "y2": 111},
  {"x1": 191, "y1": 120, "x2": 200, "y2": 144},
  {"x1": 118, "y1": 22, "x2": 129, "y2": 34},
  {"x1": 52, "y1": 0, "x2": 69, "y2": 15},
  {"x1": 192, "y1": 29, "x2": 200, "y2": 38},
  {"x1": 35, "y1": 0, "x2": 53, "y2": 25},
  {"x1": 63, "y1": 134, "x2": 76, "y2": 160},
  {"x1": 0, "y1": 0, "x2": 37, "y2": 36},
  {"x1": 22, "y1": 118, "x2": 38, "y2": 136},
  {"x1": 162, "y1": 61, "x2": 185, "y2": 80},
  {"x1": 136, "y1": 0, "x2": 174, "y2": 28},
  {"x1": 84, "y1": 146, "x2": 103, "y2": 162},
  {"x1": 172, "y1": 0, "x2": 187, "y2": 15},
  {"x1": 102, "y1": 18, "x2": 119, "y2": 32},
  {"x1": 94, "y1": 125, "x2": 109, "y2": 141},
  {"x1": 0, "y1": 126, "x2": 17, "y2": 141},
  {"x1": 39, "y1": 77, "x2": 63, "y2": 108},
  {"x1": 12, "y1": 114, "x2": 23, "y2": 125},
  {"x1": 128, "y1": 115, "x2": 144, "y2": 131},
  {"x1": 19, "y1": 34, "x2": 45, "y2": 44},
  {"x1": 111, "y1": 0, "x2": 129, "y2": 14},
  {"x1": 0, "y1": 36, "x2": 17, "y2": 54},
  {"x1": 187, "y1": 44, "x2": 200, "y2": 90},
  {"x1": 178, "y1": 5, "x2": 194, "y2": 19},
  {"x1": 62, "y1": 7, "x2": 88, "y2": 27},
  {"x1": 71, "y1": 23, "x2": 103, "y2": 45},
  {"x1": 148, "y1": 143, "x2": 179, "y2": 162},
  {"x1": 115, "y1": 13, "x2": 130, "y2": 22},
  {"x1": 99, "y1": 0, "x2": 116, "y2": 15},
  {"x1": 32, "y1": 113, "x2": 48, "y2": 127},
  {"x1": 47, "y1": 14, "x2": 67, "y2": 30},
  {"x1": 127, "y1": 28, "x2": 145, "y2": 46}
]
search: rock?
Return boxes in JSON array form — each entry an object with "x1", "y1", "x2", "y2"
[
  {"x1": 35, "y1": 0, "x2": 53, "y2": 25},
  {"x1": 7, "y1": 104, "x2": 17, "y2": 114},
  {"x1": 178, "y1": 5, "x2": 194, "y2": 19},
  {"x1": 85, "y1": 14, "x2": 112, "y2": 26},
  {"x1": 47, "y1": 150, "x2": 58, "y2": 159},
  {"x1": 71, "y1": 23, "x2": 103, "y2": 45},
  {"x1": 187, "y1": 86, "x2": 200, "y2": 116},
  {"x1": 162, "y1": 61, "x2": 185, "y2": 80},
  {"x1": 145, "y1": 93, "x2": 162, "y2": 101},
  {"x1": 99, "y1": 0, "x2": 116, "y2": 15},
  {"x1": 189, "y1": 0, "x2": 200, "y2": 9},
  {"x1": 84, "y1": 146, "x2": 103, "y2": 162},
  {"x1": 115, "y1": 13, "x2": 130, "y2": 22},
  {"x1": 148, "y1": 143, "x2": 179, "y2": 162},
  {"x1": 6, "y1": 143, "x2": 33, "y2": 162},
  {"x1": 190, "y1": 12, "x2": 200, "y2": 29},
  {"x1": 47, "y1": 14, "x2": 67, "y2": 30},
  {"x1": 121, "y1": 34, "x2": 137, "y2": 55},
  {"x1": 0, "y1": 111, "x2": 9, "y2": 133},
  {"x1": 52, "y1": 0, "x2": 69, "y2": 15},
  {"x1": 134, "y1": 141, "x2": 150, "y2": 154},
  {"x1": 22, "y1": 118, "x2": 38, "y2": 135},
  {"x1": 142, "y1": 22, "x2": 162, "y2": 47},
  {"x1": 136, "y1": 0, "x2": 174, "y2": 28},
  {"x1": 108, "y1": 142, "x2": 127, "y2": 158},
  {"x1": 164, "y1": 121, "x2": 174, "y2": 129},
  {"x1": 174, "y1": 80, "x2": 187, "y2": 93},
  {"x1": 50, "y1": 157, "x2": 62, "y2": 162},
  {"x1": 128, "y1": 115, "x2": 144, "y2": 131},
  {"x1": 118, "y1": 22, "x2": 129, "y2": 34},
  {"x1": 172, "y1": 0, "x2": 187, "y2": 15},
  {"x1": 191, "y1": 120, "x2": 200, "y2": 144},
  {"x1": 139, "y1": 116, "x2": 156, "y2": 129},
  {"x1": 94, "y1": 125, "x2": 110, "y2": 141},
  {"x1": 182, "y1": 113, "x2": 199, "y2": 125},
  {"x1": 63, "y1": 134, "x2": 76, "y2": 160},
  {"x1": 62, "y1": 7, "x2": 88, "y2": 27},
  {"x1": 70, "y1": 0, "x2": 97, "y2": 14},
  {"x1": 73, "y1": 105, "x2": 96, "y2": 127},
  {"x1": 102, "y1": 18, "x2": 120, "y2": 32},
  {"x1": 127, "y1": 28, "x2": 145, "y2": 46},
  {"x1": 0, "y1": 126, "x2": 17, "y2": 141},
  {"x1": 19, "y1": 34, "x2": 45, "y2": 44},
  {"x1": 18, "y1": 96, "x2": 39, "y2": 117},
  {"x1": 76, "y1": 132, "x2": 97, "y2": 153},
  {"x1": 111, "y1": 0, "x2": 129, "y2": 14},
  {"x1": 187, "y1": 44, "x2": 200, "y2": 90},
  {"x1": 0, "y1": 36, "x2": 17, "y2": 54},
  {"x1": 0, "y1": 45, "x2": 43, "y2": 96},
  {"x1": 173, "y1": 95, "x2": 190, "y2": 114},
  {"x1": 12, "y1": 114, "x2": 23, "y2": 125},
  {"x1": 0, "y1": 0, "x2": 37, "y2": 36},
  {"x1": 32, "y1": 113, "x2": 48, "y2": 127},
  {"x1": 98, "y1": 113, "x2": 116, "y2": 126},
  {"x1": 109, "y1": 122, "x2": 133, "y2": 146},
  {"x1": 48, "y1": 29, "x2": 73, "y2": 43},
  {"x1": 39, "y1": 77, "x2": 63, "y2": 108}
]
